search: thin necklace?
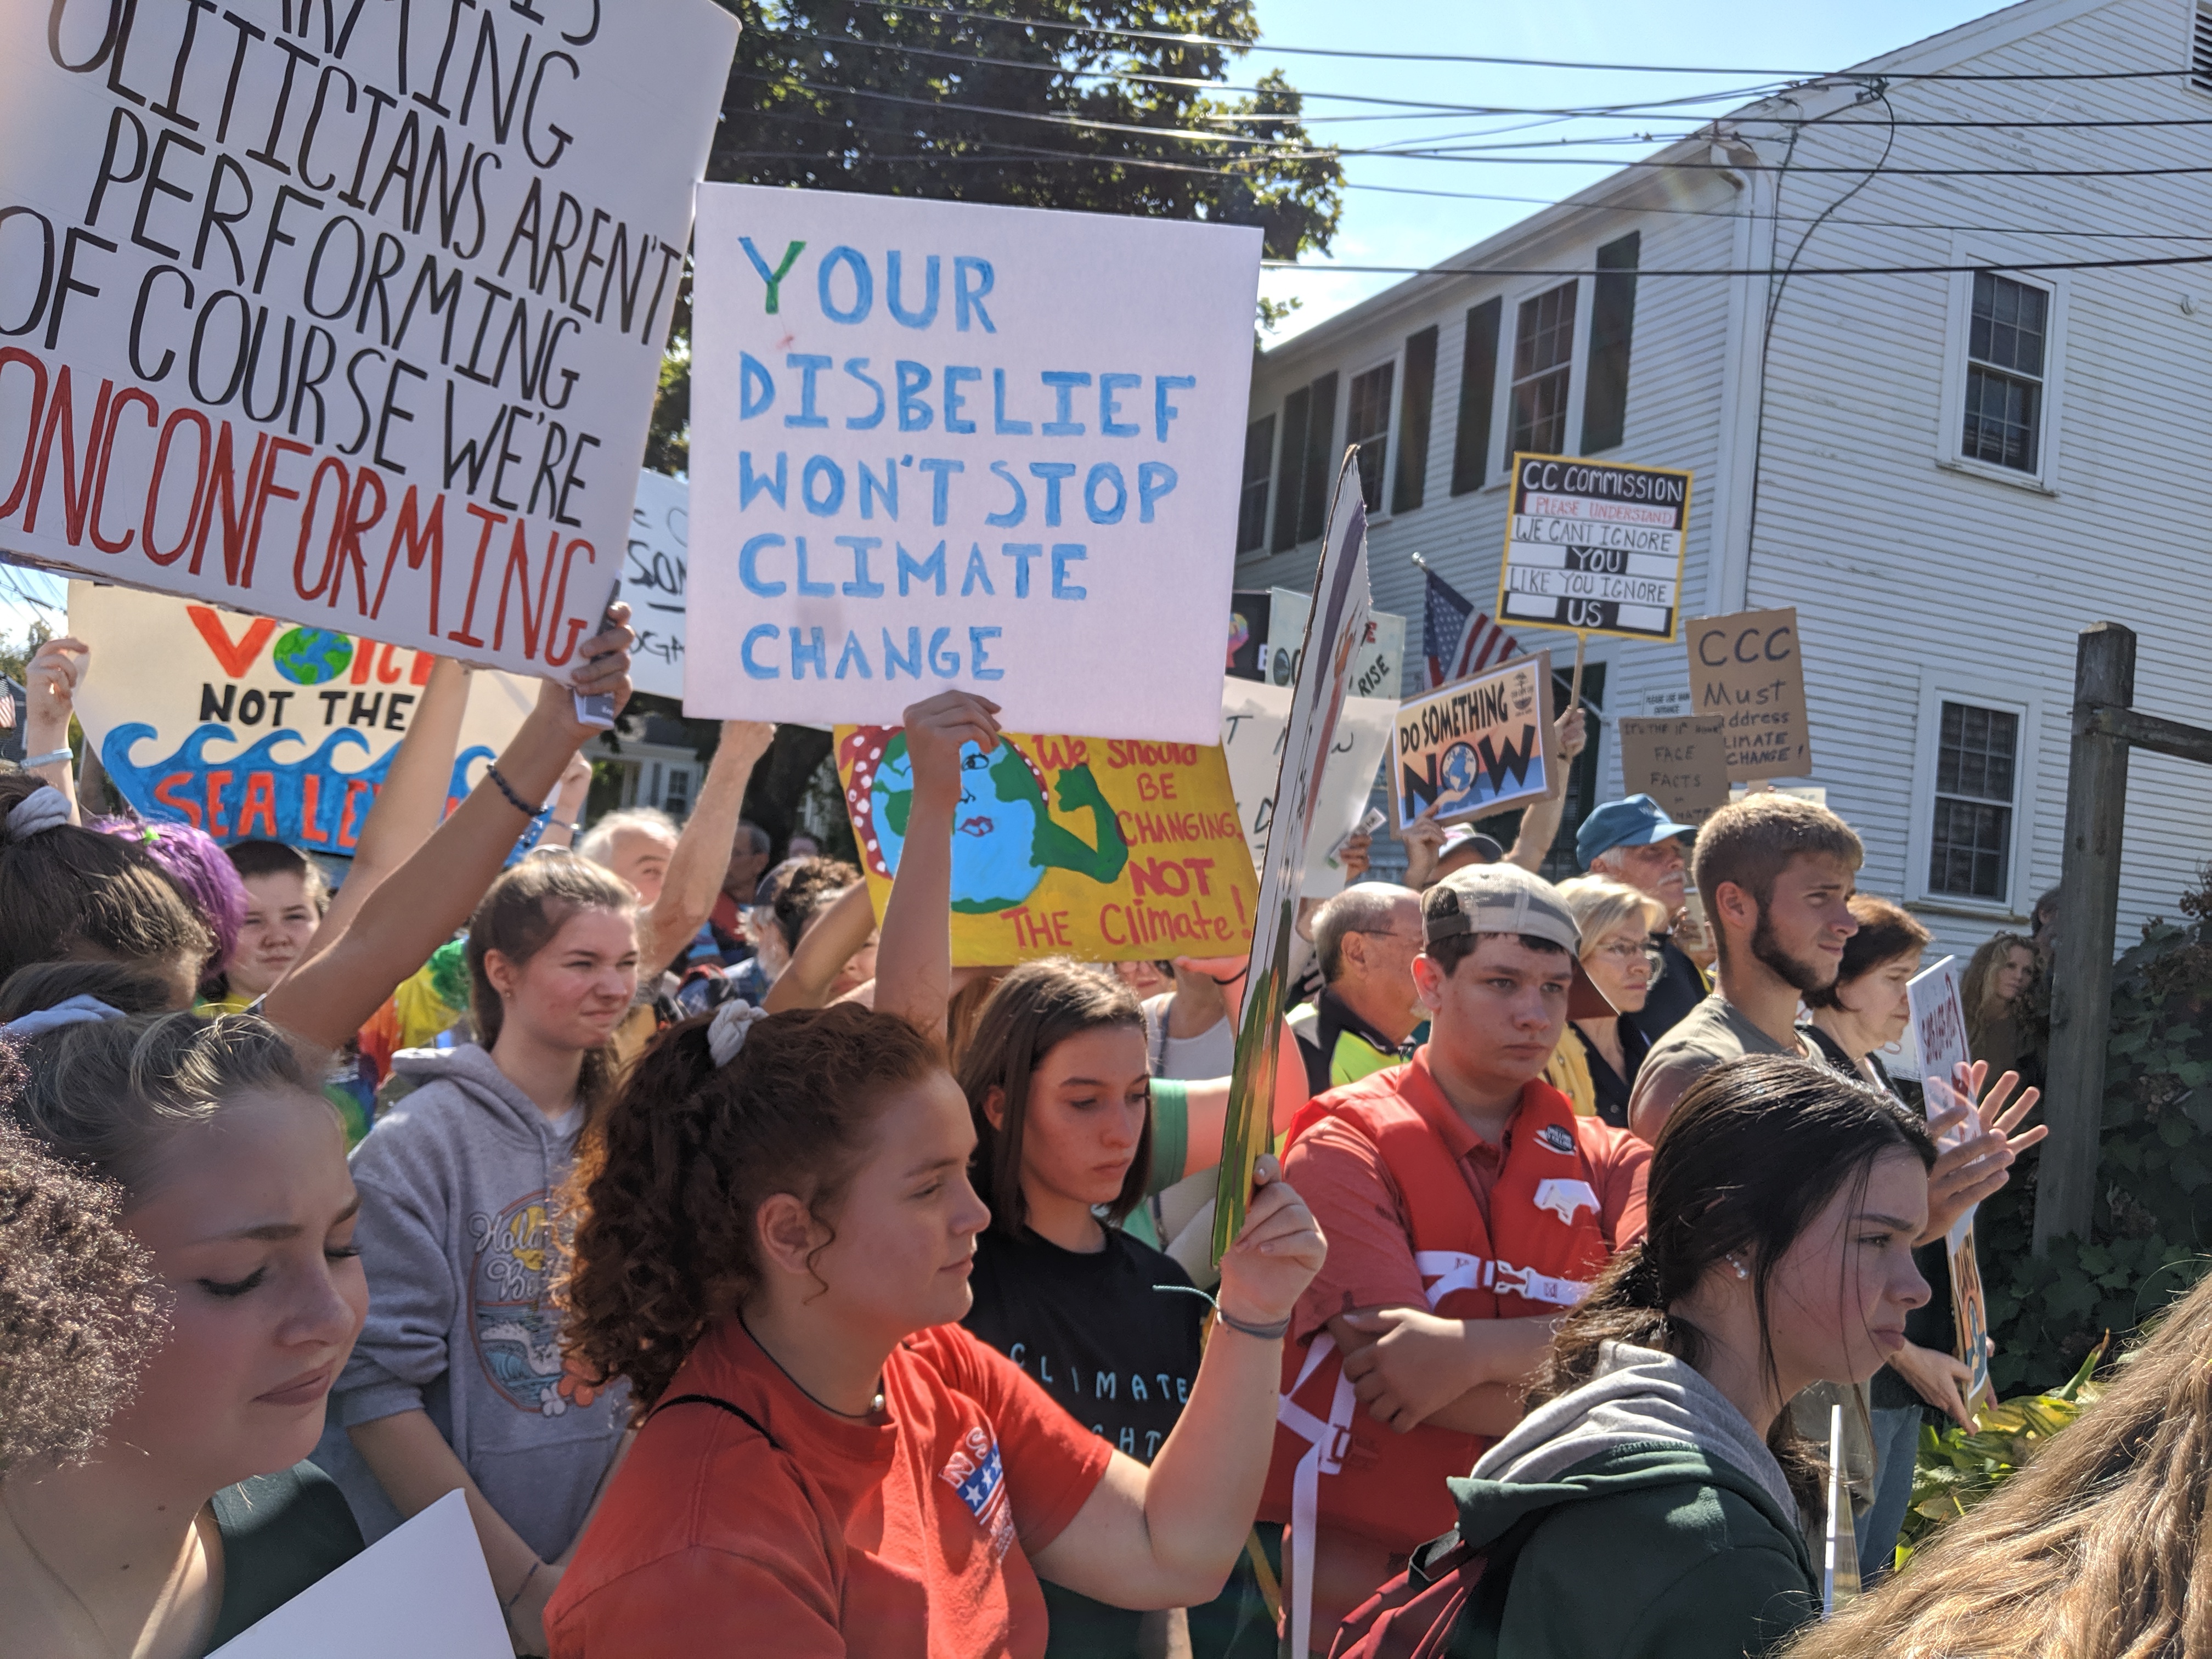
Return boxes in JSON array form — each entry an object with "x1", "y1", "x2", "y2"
[
  {"x1": 1, "y1": 1488, "x2": 123, "y2": 1658},
  {"x1": 739, "y1": 1316, "x2": 887, "y2": 1418}
]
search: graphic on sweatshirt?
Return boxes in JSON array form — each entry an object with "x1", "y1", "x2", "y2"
[
  {"x1": 940, "y1": 1425, "x2": 1016, "y2": 1559},
  {"x1": 470, "y1": 1192, "x2": 584, "y2": 1417}
]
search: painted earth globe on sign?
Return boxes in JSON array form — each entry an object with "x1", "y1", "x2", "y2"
[
  {"x1": 849, "y1": 731, "x2": 1048, "y2": 913},
  {"x1": 270, "y1": 627, "x2": 354, "y2": 686}
]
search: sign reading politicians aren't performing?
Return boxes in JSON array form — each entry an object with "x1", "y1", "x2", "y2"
[
  {"x1": 686, "y1": 187, "x2": 1262, "y2": 743},
  {"x1": 0, "y1": 2, "x2": 737, "y2": 679},
  {"x1": 1498, "y1": 454, "x2": 1691, "y2": 642}
]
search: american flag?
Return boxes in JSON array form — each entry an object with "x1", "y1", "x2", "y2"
[
  {"x1": 0, "y1": 684, "x2": 16, "y2": 730},
  {"x1": 944, "y1": 1434, "x2": 1015, "y2": 1558},
  {"x1": 1419, "y1": 564, "x2": 1520, "y2": 690}
]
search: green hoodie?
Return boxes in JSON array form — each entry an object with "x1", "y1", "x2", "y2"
[{"x1": 1440, "y1": 1342, "x2": 1820, "y2": 1659}]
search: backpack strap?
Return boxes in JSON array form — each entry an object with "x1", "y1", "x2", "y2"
[{"x1": 652, "y1": 1392, "x2": 782, "y2": 1452}]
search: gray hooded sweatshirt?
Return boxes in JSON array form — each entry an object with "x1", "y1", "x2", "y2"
[
  {"x1": 313, "y1": 1045, "x2": 629, "y2": 1560},
  {"x1": 1441, "y1": 1341, "x2": 1817, "y2": 1658},
  {"x1": 1470, "y1": 1340, "x2": 1798, "y2": 1522}
]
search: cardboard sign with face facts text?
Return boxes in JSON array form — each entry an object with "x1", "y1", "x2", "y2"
[
  {"x1": 1685, "y1": 607, "x2": 1813, "y2": 780},
  {"x1": 1617, "y1": 715, "x2": 1729, "y2": 827}
]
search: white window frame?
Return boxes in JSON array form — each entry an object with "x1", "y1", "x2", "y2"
[
  {"x1": 1934, "y1": 254, "x2": 2069, "y2": 495},
  {"x1": 1345, "y1": 351, "x2": 1402, "y2": 520},
  {"x1": 1486, "y1": 268, "x2": 1594, "y2": 487},
  {"x1": 1905, "y1": 672, "x2": 2042, "y2": 920},
  {"x1": 2184, "y1": 0, "x2": 2212, "y2": 97}
]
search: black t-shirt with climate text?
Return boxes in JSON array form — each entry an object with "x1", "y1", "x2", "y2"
[{"x1": 964, "y1": 1224, "x2": 1205, "y2": 1659}]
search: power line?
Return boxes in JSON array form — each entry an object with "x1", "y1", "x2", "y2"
[
  {"x1": 825, "y1": 0, "x2": 2204, "y2": 81},
  {"x1": 1257, "y1": 252, "x2": 2212, "y2": 277},
  {"x1": 714, "y1": 123, "x2": 2212, "y2": 242}
]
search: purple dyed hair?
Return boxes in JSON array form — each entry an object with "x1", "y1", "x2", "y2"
[{"x1": 89, "y1": 817, "x2": 249, "y2": 992}]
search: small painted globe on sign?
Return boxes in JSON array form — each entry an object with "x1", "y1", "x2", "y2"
[{"x1": 270, "y1": 627, "x2": 354, "y2": 686}]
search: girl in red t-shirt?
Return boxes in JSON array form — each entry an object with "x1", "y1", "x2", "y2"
[{"x1": 550, "y1": 693, "x2": 1324, "y2": 1658}]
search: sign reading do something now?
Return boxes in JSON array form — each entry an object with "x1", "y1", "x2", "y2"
[
  {"x1": 686, "y1": 188, "x2": 1262, "y2": 744},
  {"x1": 0, "y1": 1, "x2": 736, "y2": 680}
]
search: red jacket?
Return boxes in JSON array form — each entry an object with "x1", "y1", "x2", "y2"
[{"x1": 1260, "y1": 1061, "x2": 1624, "y2": 1557}]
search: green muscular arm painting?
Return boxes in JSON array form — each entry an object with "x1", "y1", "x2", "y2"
[{"x1": 1000, "y1": 747, "x2": 1129, "y2": 885}]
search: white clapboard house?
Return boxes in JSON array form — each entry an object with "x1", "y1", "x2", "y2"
[{"x1": 1234, "y1": 0, "x2": 2212, "y2": 962}]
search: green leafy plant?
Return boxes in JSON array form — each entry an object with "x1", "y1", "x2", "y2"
[
  {"x1": 1976, "y1": 870, "x2": 2212, "y2": 1397},
  {"x1": 1899, "y1": 1338, "x2": 2106, "y2": 1555}
]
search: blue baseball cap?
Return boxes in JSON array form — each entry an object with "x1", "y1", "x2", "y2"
[{"x1": 1576, "y1": 794, "x2": 1700, "y2": 870}]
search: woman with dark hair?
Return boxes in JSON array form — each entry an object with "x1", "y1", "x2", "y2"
[
  {"x1": 91, "y1": 818, "x2": 249, "y2": 1000},
  {"x1": 546, "y1": 693, "x2": 1326, "y2": 1658},
  {"x1": 1425, "y1": 1055, "x2": 1937, "y2": 1658},
  {"x1": 0, "y1": 771, "x2": 215, "y2": 1007},
  {"x1": 957, "y1": 957, "x2": 1196, "y2": 1658},
  {"x1": 314, "y1": 852, "x2": 642, "y2": 1654},
  {"x1": 1783, "y1": 1261, "x2": 2212, "y2": 1659}
]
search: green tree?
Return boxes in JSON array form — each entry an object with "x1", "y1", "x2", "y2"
[{"x1": 644, "y1": 0, "x2": 1341, "y2": 472}]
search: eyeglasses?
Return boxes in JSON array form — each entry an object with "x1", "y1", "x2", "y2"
[{"x1": 1590, "y1": 941, "x2": 1663, "y2": 967}]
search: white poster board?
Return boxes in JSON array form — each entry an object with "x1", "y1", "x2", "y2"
[
  {"x1": 624, "y1": 470, "x2": 688, "y2": 700},
  {"x1": 70, "y1": 580, "x2": 533, "y2": 851},
  {"x1": 0, "y1": 2, "x2": 737, "y2": 679},
  {"x1": 1261, "y1": 593, "x2": 1404, "y2": 701},
  {"x1": 1221, "y1": 679, "x2": 1395, "y2": 898},
  {"x1": 686, "y1": 187, "x2": 1261, "y2": 742},
  {"x1": 208, "y1": 1489, "x2": 505, "y2": 1658},
  {"x1": 1499, "y1": 455, "x2": 1691, "y2": 642},
  {"x1": 1906, "y1": 953, "x2": 1998, "y2": 1415}
]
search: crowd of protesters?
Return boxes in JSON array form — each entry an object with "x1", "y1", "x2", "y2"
[{"x1": 7, "y1": 612, "x2": 2200, "y2": 1659}]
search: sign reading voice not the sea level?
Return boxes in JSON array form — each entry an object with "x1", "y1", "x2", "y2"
[
  {"x1": 1498, "y1": 454, "x2": 1692, "y2": 642},
  {"x1": 0, "y1": 2, "x2": 737, "y2": 680},
  {"x1": 835, "y1": 725, "x2": 1256, "y2": 965},
  {"x1": 687, "y1": 188, "x2": 1262, "y2": 744}
]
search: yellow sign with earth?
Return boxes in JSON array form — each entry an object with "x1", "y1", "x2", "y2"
[{"x1": 834, "y1": 726, "x2": 1259, "y2": 966}]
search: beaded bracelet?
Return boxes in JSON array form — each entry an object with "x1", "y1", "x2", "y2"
[{"x1": 483, "y1": 764, "x2": 544, "y2": 820}]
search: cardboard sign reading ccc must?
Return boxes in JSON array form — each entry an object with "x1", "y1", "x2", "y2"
[{"x1": 1684, "y1": 607, "x2": 1812, "y2": 781}]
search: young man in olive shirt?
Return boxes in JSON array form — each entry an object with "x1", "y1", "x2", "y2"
[{"x1": 1626, "y1": 794, "x2": 1864, "y2": 1144}]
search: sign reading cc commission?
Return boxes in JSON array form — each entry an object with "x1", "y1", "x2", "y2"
[
  {"x1": 687, "y1": 188, "x2": 1262, "y2": 744},
  {"x1": 1497, "y1": 453, "x2": 1692, "y2": 642},
  {"x1": 0, "y1": 1, "x2": 736, "y2": 678}
]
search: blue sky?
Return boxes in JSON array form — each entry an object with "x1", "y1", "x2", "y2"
[
  {"x1": 2, "y1": 0, "x2": 2016, "y2": 649},
  {"x1": 1244, "y1": 0, "x2": 2012, "y2": 342}
]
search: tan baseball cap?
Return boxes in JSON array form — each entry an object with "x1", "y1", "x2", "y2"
[
  {"x1": 1423, "y1": 864, "x2": 1616, "y2": 1018},
  {"x1": 1423, "y1": 862, "x2": 1582, "y2": 953}
]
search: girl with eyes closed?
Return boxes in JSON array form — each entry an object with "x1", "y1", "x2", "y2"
[{"x1": 0, "y1": 961, "x2": 369, "y2": 1659}]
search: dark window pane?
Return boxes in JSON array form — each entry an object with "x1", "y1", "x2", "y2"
[
  {"x1": 1581, "y1": 234, "x2": 1639, "y2": 454},
  {"x1": 1962, "y1": 366, "x2": 2039, "y2": 472},
  {"x1": 1451, "y1": 299, "x2": 1502, "y2": 496},
  {"x1": 1271, "y1": 388, "x2": 1309, "y2": 552},
  {"x1": 1510, "y1": 283, "x2": 1576, "y2": 457},
  {"x1": 1514, "y1": 281, "x2": 1577, "y2": 380},
  {"x1": 1237, "y1": 415, "x2": 1274, "y2": 555},
  {"x1": 1348, "y1": 363, "x2": 1394, "y2": 511},
  {"x1": 1935, "y1": 701, "x2": 2018, "y2": 802},
  {"x1": 1296, "y1": 372, "x2": 1339, "y2": 544},
  {"x1": 1970, "y1": 272, "x2": 2046, "y2": 379},
  {"x1": 1392, "y1": 325, "x2": 1438, "y2": 515},
  {"x1": 1511, "y1": 368, "x2": 1570, "y2": 457},
  {"x1": 1929, "y1": 798, "x2": 2012, "y2": 899}
]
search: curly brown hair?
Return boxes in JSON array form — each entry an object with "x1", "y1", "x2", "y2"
[
  {"x1": 560, "y1": 1003, "x2": 945, "y2": 1418},
  {"x1": 0, "y1": 1118, "x2": 165, "y2": 1475}
]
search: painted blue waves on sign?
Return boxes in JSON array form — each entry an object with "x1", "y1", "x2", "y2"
[{"x1": 100, "y1": 725, "x2": 533, "y2": 858}]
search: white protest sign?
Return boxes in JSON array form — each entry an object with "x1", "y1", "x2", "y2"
[
  {"x1": 0, "y1": 2, "x2": 737, "y2": 680},
  {"x1": 1907, "y1": 953, "x2": 1998, "y2": 1415},
  {"x1": 623, "y1": 469, "x2": 687, "y2": 700},
  {"x1": 686, "y1": 187, "x2": 1262, "y2": 742},
  {"x1": 1498, "y1": 454, "x2": 1691, "y2": 642},
  {"x1": 208, "y1": 1489, "x2": 505, "y2": 1658},
  {"x1": 1261, "y1": 592, "x2": 1404, "y2": 702},
  {"x1": 1220, "y1": 679, "x2": 1396, "y2": 897},
  {"x1": 69, "y1": 579, "x2": 534, "y2": 851}
]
